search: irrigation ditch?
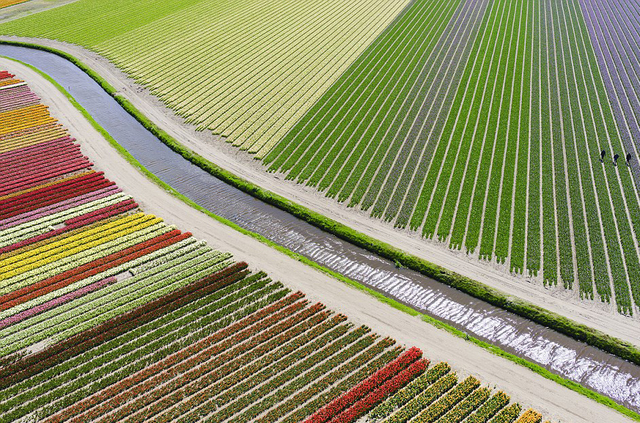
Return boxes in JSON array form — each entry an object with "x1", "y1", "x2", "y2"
[{"x1": 1, "y1": 42, "x2": 640, "y2": 416}]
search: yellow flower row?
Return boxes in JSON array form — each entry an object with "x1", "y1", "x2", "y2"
[
  {"x1": 0, "y1": 117, "x2": 56, "y2": 136},
  {"x1": 1, "y1": 212, "x2": 148, "y2": 267},
  {"x1": 0, "y1": 171, "x2": 94, "y2": 202},
  {"x1": 1, "y1": 214, "x2": 162, "y2": 280},
  {"x1": 0, "y1": 104, "x2": 47, "y2": 123}
]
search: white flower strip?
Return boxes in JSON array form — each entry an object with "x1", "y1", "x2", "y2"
[
  {"x1": 0, "y1": 214, "x2": 159, "y2": 278},
  {"x1": 0, "y1": 193, "x2": 131, "y2": 247},
  {"x1": 0, "y1": 251, "x2": 232, "y2": 355},
  {"x1": 0, "y1": 223, "x2": 173, "y2": 294},
  {"x1": 131, "y1": 240, "x2": 208, "y2": 275},
  {"x1": 0, "y1": 248, "x2": 222, "y2": 338},
  {"x1": 0, "y1": 232, "x2": 200, "y2": 321}
]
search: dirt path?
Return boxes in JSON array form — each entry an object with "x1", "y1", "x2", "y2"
[
  {"x1": 4, "y1": 36, "x2": 637, "y2": 350},
  {"x1": 2, "y1": 55, "x2": 636, "y2": 423}
]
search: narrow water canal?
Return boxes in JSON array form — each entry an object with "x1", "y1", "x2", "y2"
[{"x1": 2, "y1": 44, "x2": 639, "y2": 413}]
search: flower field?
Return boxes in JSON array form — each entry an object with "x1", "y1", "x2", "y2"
[
  {"x1": 263, "y1": 0, "x2": 640, "y2": 314},
  {"x1": 0, "y1": 0, "x2": 412, "y2": 153},
  {"x1": 2, "y1": 0, "x2": 638, "y2": 315},
  {"x1": 0, "y1": 72, "x2": 552, "y2": 421}
]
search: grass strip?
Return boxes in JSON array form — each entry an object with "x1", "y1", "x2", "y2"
[{"x1": 1, "y1": 45, "x2": 638, "y2": 421}]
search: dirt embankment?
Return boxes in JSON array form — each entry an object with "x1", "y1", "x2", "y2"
[{"x1": 1, "y1": 56, "x2": 636, "y2": 423}]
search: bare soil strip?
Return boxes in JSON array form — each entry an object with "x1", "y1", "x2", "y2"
[{"x1": 3, "y1": 38, "x2": 638, "y2": 349}]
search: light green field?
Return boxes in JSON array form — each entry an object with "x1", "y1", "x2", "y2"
[{"x1": 0, "y1": 0, "x2": 411, "y2": 154}]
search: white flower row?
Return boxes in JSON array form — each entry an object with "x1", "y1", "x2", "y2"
[
  {"x1": 1, "y1": 215, "x2": 159, "y2": 279},
  {"x1": 130, "y1": 240, "x2": 210, "y2": 275},
  {"x1": 0, "y1": 193, "x2": 131, "y2": 247},
  {"x1": 1, "y1": 223, "x2": 173, "y2": 294},
  {"x1": 0, "y1": 227, "x2": 193, "y2": 321},
  {"x1": 0, "y1": 249, "x2": 231, "y2": 356},
  {"x1": 2, "y1": 213, "x2": 155, "y2": 270}
]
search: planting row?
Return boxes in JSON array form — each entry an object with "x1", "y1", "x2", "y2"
[{"x1": 265, "y1": 0, "x2": 640, "y2": 314}]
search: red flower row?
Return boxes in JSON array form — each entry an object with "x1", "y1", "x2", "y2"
[
  {"x1": 0, "y1": 178, "x2": 114, "y2": 220},
  {"x1": 0, "y1": 138, "x2": 77, "y2": 168},
  {"x1": 50, "y1": 293, "x2": 306, "y2": 423},
  {"x1": 331, "y1": 359, "x2": 428, "y2": 423},
  {"x1": 1, "y1": 199, "x2": 138, "y2": 255},
  {"x1": 305, "y1": 346, "x2": 424, "y2": 423},
  {"x1": 0, "y1": 145, "x2": 82, "y2": 178},
  {"x1": 0, "y1": 136, "x2": 74, "y2": 164},
  {"x1": 0, "y1": 160, "x2": 93, "y2": 196},
  {"x1": 0, "y1": 156, "x2": 88, "y2": 194},
  {"x1": 0, "y1": 170, "x2": 101, "y2": 210},
  {"x1": 64, "y1": 199, "x2": 137, "y2": 227},
  {"x1": 0, "y1": 262, "x2": 250, "y2": 389},
  {"x1": 0, "y1": 230, "x2": 188, "y2": 311},
  {"x1": 102, "y1": 305, "x2": 329, "y2": 423}
]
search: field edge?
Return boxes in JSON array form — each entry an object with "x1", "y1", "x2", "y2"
[{"x1": 3, "y1": 38, "x2": 639, "y2": 369}]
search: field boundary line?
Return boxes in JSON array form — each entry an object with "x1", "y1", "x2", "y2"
[{"x1": 5, "y1": 40, "x2": 640, "y2": 370}]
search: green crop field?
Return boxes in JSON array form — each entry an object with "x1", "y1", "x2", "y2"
[
  {"x1": 3, "y1": 0, "x2": 640, "y2": 315},
  {"x1": 266, "y1": 0, "x2": 640, "y2": 315},
  {"x1": 0, "y1": 0, "x2": 410, "y2": 153}
]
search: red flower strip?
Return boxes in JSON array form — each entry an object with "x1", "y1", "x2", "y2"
[
  {"x1": 304, "y1": 347, "x2": 423, "y2": 423},
  {"x1": 0, "y1": 171, "x2": 103, "y2": 209},
  {"x1": 0, "y1": 161, "x2": 93, "y2": 196},
  {"x1": 0, "y1": 179, "x2": 114, "y2": 220},
  {"x1": 0, "y1": 263, "x2": 251, "y2": 389},
  {"x1": 45, "y1": 293, "x2": 305, "y2": 423},
  {"x1": 0, "y1": 199, "x2": 137, "y2": 254},
  {"x1": 0, "y1": 230, "x2": 187, "y2": 311},
  {"x1": 330, "y1": 359, "x2": 428, "y2": 423}
]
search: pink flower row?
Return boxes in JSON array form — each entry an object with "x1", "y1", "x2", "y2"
[{"x1": 0, "y1": 277, "x2": 116, "y2": 330}]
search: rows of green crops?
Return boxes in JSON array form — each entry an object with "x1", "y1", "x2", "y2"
[
  {"x1": 0, "y1": 0, "x2": 411, "y2": 154},
  {"x1": 3, "y1": 0, "x2": 639, "y2": 315},
  {"x1": 266, "y1": 0, "x2": 640, "y2": 315}
]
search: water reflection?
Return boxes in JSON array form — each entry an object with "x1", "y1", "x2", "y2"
[{"x1": 2, "y1": 44, "x2": 639, "y2": 412}]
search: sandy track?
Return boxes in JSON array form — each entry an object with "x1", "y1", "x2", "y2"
[
  {"x1": 4, "y1": 36, "x2": 637, "y2": 349},
  {"x1": 1, "y1": 56, "x2": 635, "y2": 423}
]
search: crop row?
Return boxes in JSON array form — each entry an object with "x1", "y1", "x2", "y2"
[
  {"x1": 0, "y1": 264, "x2": 259, "y2": 422},
  {"x1": 0, "y1": 229, "x2": 188, "y2": 314},
  {"x1": 0, "y1": 276, "x2": 116, "y2": 330},
  {"x1": 0, "y1": 184, "x2": 121, "y2": 231},
  {"x1": 0, "y1": 243, "x2": 231, "y2": 356},
  {"x1": 0, "y1": 191, "x2": 130, "y2": 245},
  {"x1": 369, "y1": 362, "x2": 452, "y2": 419},
  {"x1": 52, "y1": 295, "x2": 317, "y2": 422},
  {"x1": 0, "y1": 169, "x2": 110, "y2": 220},
  {"x1": 1, "y1": 218, "x2": 173, "y2": 290}
]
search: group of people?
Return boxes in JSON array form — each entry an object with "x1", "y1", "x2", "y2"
[{"x1": 600, "y1": 150, "x2": 633, "y2": 165}]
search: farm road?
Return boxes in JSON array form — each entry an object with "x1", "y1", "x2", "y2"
[{"x1": 1, "y1": 56, "x2": 636, "y2": 423}]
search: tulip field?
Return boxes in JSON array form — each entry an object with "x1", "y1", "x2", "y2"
[
  {"x1": 263, "y1": 0, "x2": 640, "y2": 314},
  {"x1": 0, "y1": 73, "x2": 550, "y2": 422},
  {"x1": 2, "y1": 0, "x2": 640, "y2": 315},
  {"x1": 0, "y1": 0, "x2": 412, "y2": 153}
]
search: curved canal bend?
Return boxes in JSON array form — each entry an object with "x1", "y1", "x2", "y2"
[{"x1": 2, "y1": 44, "x2": 639, "y2": 413}]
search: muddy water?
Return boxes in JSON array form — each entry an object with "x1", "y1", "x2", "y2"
[{"x1": 3, "y1": 44, "x2": 640, "y2": 413}]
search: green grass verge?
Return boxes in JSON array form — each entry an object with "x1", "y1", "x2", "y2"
[{"x1": 2, "y1": 45, "x2": 640, "y2": 421}]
